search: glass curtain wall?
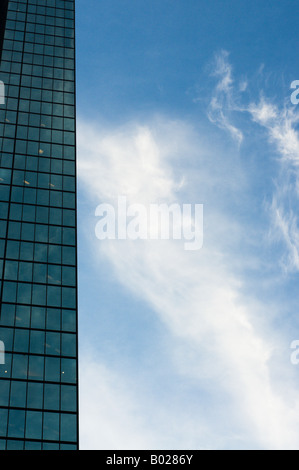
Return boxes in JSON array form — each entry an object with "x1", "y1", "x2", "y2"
[{"x1": 0, "y1": 0, "x2": 78, "y2": 450}]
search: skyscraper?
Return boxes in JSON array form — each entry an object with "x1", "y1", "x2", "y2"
[{"x1": 0, "y1": 0, "x2": 78, "y2": 450}]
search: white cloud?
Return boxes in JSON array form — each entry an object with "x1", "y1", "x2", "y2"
[
  {"x1": 77, "y1": 114, "x2": 299, "y2": 449},
  {"x1": 206, "y1": 50, "x2": 299, "y2": 273},
  {"x1": 79, "y1": 350, "x2": 223, "y2": 450},
  {"x1": 248, "y1": 99, "x2": 299, "y2": 271},
  {"x1": 79, "y1": 355, "x2": 156, "y2": 450},
  {"x1": 207, "y1": 50, "x2": 244, "y2": 146},
  {"x1": 249, "y1": 100, "x2": 299, "y2": 164}
]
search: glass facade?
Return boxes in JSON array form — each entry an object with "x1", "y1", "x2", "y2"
[{"x1": 0, "y1": 0, "x2": 78, "y2": 450}]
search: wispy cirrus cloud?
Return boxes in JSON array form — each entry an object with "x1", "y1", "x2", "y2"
[
  {"x1": 78, "y1": 113, "x2": 299, "y2": 450},
  {"x1": 207, "y1": 50, "x2": 244, "y2": 146},
  {"x1": 208, "y1": 50, "x2": 299, "y2": 272},
  {"x1": 249, "y1": 99, "x2": 299, "y2": 164},
  {"x1": 248, "y1": 100, "x2": 299, "y2": 271}
]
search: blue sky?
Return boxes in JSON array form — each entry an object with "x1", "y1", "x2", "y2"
[{"x1": 75, "y1": 0, "x2": 299, "y2": 450}]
